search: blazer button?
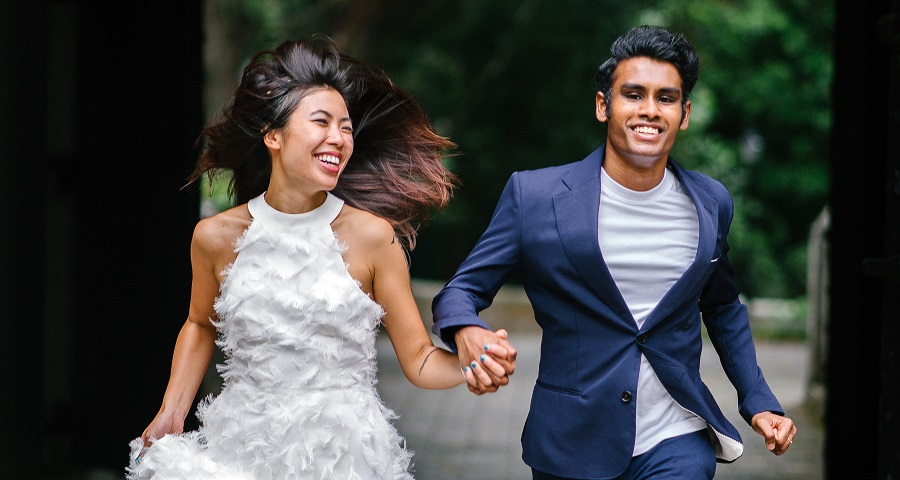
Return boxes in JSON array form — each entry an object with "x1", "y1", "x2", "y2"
[
  {"x1": 637, "y1": 334, "x2": 647, "y2": 344},
  {"x1": 621, "y1": 391, "x2": 633, "y2": 403}
]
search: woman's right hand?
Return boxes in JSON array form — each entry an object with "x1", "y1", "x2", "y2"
[{"x1": 140, "y1": 408, "x2": 184, "y2": 446}]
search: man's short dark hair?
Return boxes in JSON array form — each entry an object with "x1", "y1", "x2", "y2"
[{"x1": 595, "y1": 25, "x2": 700, "y2": 112}]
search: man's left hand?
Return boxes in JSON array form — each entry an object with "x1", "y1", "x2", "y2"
[{"x1": 751, "y1": 411, "x2": 797, "y2": 455}]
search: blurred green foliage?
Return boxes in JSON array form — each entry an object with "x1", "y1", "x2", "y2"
[
  {"x1": 203, "y1": 0, "x2": 832, "y2": 298},
  {"x1": 644, "y1": 0, "x2": 833, "y2": 297}
]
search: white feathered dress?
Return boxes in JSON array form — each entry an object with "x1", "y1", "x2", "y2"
[{"x1": 127, "y1": 192, "x2": 414, "y2": 479}]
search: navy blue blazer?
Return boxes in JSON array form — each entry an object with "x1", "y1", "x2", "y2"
[{"x1": 432, "y1": 147, "x2": 784, "y2": 478}]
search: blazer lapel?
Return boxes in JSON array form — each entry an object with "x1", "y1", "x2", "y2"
[
  {"x1": 643, "y1": 160, "x2": 720, "y2": 329},
  {"x1": 553, "y1": 149, "x2": 633, "y2": 323}
]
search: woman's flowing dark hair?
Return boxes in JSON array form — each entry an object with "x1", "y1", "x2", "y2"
[{"x1": 188, "y1": 35, "x2": 457, "y2": 251}]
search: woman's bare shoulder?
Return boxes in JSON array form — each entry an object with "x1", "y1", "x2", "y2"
[
  {"x1": 333, "y1": 204, "x2": 395, "y2": 247},
  {"x1": 332, "y1": 204, "x2": 400, "y2": 291},
  {"x1": 192, "y1": 203, "x2": 252, "y2": 254}
]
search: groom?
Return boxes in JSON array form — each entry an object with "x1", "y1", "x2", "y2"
[{"x1": 433, "y1": 25, "x2": 796, "y2": 479}]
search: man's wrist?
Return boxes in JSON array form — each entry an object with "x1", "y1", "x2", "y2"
[{"x1": 452, "y1": 325, "x2": 485, "y2": 345}]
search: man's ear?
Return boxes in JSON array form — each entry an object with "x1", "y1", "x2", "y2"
[
  {"x1": 595, "y1": 92, "x2": 608, "y2": 123},
  {"x1": 679, "y1": 100, "x2": 692, "y2": 130}
]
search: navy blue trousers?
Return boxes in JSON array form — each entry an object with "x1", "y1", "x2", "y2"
[{"x1": 531, "y1": 429, "x2": 717, "y2": 480}]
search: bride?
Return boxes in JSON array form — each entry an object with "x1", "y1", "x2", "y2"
[{"x1": 127, "y1": 35, "x2": 516, "y2": 479}]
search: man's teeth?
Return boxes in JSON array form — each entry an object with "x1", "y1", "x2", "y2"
[
  {"x1": 316, "y1": 154, "x2": 339, "y2": 165},
  {"x1": 634, "y1": 126, "x2": 659, "y2": 134}
]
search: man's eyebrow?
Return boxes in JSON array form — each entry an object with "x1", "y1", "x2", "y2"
[
  {"x1": 657, "y1": 87, "x2": 682, "y2": 96},
  {"x1": 620, "y1": 83, "x2": 646, "y2": 91},
  {"x1": 619, "y1": 83, "x2": 682, "y2": 96}
]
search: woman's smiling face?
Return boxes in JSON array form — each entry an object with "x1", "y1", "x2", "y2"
[{"x1": 266, "y1": 87, "x2": 354, "y2": 195}]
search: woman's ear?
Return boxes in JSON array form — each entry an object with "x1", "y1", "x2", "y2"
[{"x1": 263, "y1": 128, "x2": 280, "y2": 150}]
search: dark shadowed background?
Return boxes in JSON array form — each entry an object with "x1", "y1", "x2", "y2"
[{"x1": 0, "y1": 1, "x2": 897, "y2": 478}]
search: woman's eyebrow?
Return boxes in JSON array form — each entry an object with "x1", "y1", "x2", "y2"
[{"x1": 310, "y1": 110, "x2": 352, "y2": 122}]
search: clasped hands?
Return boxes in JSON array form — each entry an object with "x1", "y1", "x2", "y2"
[{"x1": 455, "y1": 326, "x2": 518, "y2": 395}]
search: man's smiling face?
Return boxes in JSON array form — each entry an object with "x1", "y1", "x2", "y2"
[{"x1": 596, "y1": 56, "x2": 691, "y2": 178}]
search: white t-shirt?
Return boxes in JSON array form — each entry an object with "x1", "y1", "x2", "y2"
[{"x1": 597, "y1": 166, "x2": 709, "y2": 456}]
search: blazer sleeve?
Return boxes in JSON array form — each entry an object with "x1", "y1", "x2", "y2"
[
  {"x1": 431, "y1": 173, "x2": 523, "y2": 350},
  {"x1": 699, "y1": 189, "x2": 784, "y2": 423}
]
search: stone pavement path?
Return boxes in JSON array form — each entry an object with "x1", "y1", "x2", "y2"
[{"x1": 376, "y1": 332, "x2": 822, "y2": 480}]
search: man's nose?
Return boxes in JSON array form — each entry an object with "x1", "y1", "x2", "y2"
[{"x1": 638, "y1": 98, "x2": 659, "y2": 118}]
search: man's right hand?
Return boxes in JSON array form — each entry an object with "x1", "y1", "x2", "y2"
[{"x1": 456, "y1": 326, "x2": 517, "y2": 394}]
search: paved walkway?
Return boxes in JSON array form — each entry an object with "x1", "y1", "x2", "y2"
[{"x1": 376, "y1": 331, "x2": 823, "y2": 479}]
